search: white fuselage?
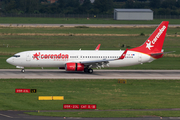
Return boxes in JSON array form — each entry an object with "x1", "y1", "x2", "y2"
[{"x1": 6, "y1": 50, "x2": 155, "y2": 68}]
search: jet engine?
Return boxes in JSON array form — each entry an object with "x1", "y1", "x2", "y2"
[{"x1": 65, "y1": 63, "x2": 84, "y2": 71}]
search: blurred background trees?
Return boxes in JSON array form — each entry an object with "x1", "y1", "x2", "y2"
[{"x1": 0, "y1": 0, "x2": 180, "y2": 15}]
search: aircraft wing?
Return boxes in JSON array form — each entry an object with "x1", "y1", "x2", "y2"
[{"x1": 79, "y1": 49, "x2": 128, "y2": 68}]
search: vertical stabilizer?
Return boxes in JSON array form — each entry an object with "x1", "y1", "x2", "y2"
[{"x1": 130, "y1": 21, "x2": 169, "y2": 55}]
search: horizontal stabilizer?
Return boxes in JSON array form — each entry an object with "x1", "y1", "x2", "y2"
[
  {"x1": 150, "y1": 51, "x2": 175, "y2": 59},
  {"x1": 150, "y1": 51, "x2": 175, "y2": 56}
]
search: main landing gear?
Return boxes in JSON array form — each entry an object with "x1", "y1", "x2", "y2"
[
  {"x1": 84, "y1": 68, "x2": 93, "y2": 74},
  {"x1": 21, "y1": 69, "x2": 25, "y2": 73}
]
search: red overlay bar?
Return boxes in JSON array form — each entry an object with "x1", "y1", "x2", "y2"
[
  {"x1": 63, "y1": 104, "x2": 97, "y2": 109},
  {"x1": 15, "y1": 89, "x2": 30, "y2": 93},
  {"x1": 80, "y1": 104, "x2": 97, "y2": 109},
  {"x1": 63, "y1": 104, "x2": 80, "y2": 109}
]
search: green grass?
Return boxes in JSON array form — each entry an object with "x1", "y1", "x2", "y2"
[
  {"x1": 0, "y1": 79, "x2": 180, "y2": 117},
  {"x1": 26, "y1": 111, "x2": 180, "y2": 118},
  {"x1": 0, "y1": 79, "x2": 180, "y2": 110},
  {"x1": 0, "y1": 35, "x2": 179, "y2": 52},
  {"x1": 0, "y1": 17, "x2": 180, "y2": 24}
]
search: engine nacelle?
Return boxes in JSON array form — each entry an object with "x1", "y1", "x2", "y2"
[{"x1": 65, "y1": 63, "x2": 84, "y2": 71}]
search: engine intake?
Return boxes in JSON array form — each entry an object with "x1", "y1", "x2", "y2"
[{"x1": 65, "y1": 63, "x2": 84, "y2": 71}]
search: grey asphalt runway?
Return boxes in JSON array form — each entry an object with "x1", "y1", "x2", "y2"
[
  {"x1": 0, "y1": 69, "x2": 180, "y2": 79},
  {"x1": 0, "y1": 110, "x2": 179, "y2": 120}
]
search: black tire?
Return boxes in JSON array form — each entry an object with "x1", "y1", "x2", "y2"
[
  {"x1": 84, "y1": 68, "x2": 89, "y2": 73},
  {"x1": 21, "y1": 69, "x2": 25, "y2": 73},
  {"x1": 88, "y1": 69, "x2": 93, "y2": 74}
]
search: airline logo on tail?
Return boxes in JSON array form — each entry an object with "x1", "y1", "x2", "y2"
[
  {"x1": 146, "y1": 40, "x2": 154, "y2": 50},
  {"x1": 146, "y1": 25, "x2": 166, "y2": 50}
]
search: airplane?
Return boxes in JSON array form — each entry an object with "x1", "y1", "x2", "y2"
[{"x1": 6, "y1": 21, "x2": 169, "y2": 73}]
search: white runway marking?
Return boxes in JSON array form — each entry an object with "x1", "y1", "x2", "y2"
[{"x1": 0, "y1": 113, "x2": 13, "y2": 118}]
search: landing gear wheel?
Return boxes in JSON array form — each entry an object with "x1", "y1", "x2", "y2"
[
  {"x1": 88, "y1": 69, "x2": 93, "y2": 74},
  {"x1": 21, "y1": 69, "x2": 25, "y2": 73},
  {"x1": 84, "y1": 68, "x2": 89, "y2": 73}
]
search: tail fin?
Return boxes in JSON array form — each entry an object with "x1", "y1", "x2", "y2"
[{"x1": 130, "y1": 21, "x2": 169, "y2": 55}]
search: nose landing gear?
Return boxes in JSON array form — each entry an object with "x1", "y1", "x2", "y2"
[{"x1": 21, "y1": 69, "x2": 25, "y2": 73}]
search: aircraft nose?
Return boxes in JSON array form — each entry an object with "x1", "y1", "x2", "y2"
[{"x1": 6, "y1": 58, "x2": 12, "y2": 64}]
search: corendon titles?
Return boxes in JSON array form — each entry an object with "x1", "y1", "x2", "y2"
[
  {"x1": 152, "y1": 25, "x2": 166, "y2": 44},
  {"x1": 146, "y1": 25, "x2": 166, "y2": 50},
  {"x1": 33, "y1": 52, "x2": 69, "y2": 60}
]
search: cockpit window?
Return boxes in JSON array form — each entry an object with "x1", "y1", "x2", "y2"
[{"x1": 13, "y1": 55, "x2": 20, "y2": 58}]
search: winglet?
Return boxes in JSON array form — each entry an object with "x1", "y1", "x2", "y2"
[
  {"x1": 95, "y1": 44, "x2": 101, "y2": 51},
  {"x1": 118, "y1": 49, "x2": 128, "y2": 60}
]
